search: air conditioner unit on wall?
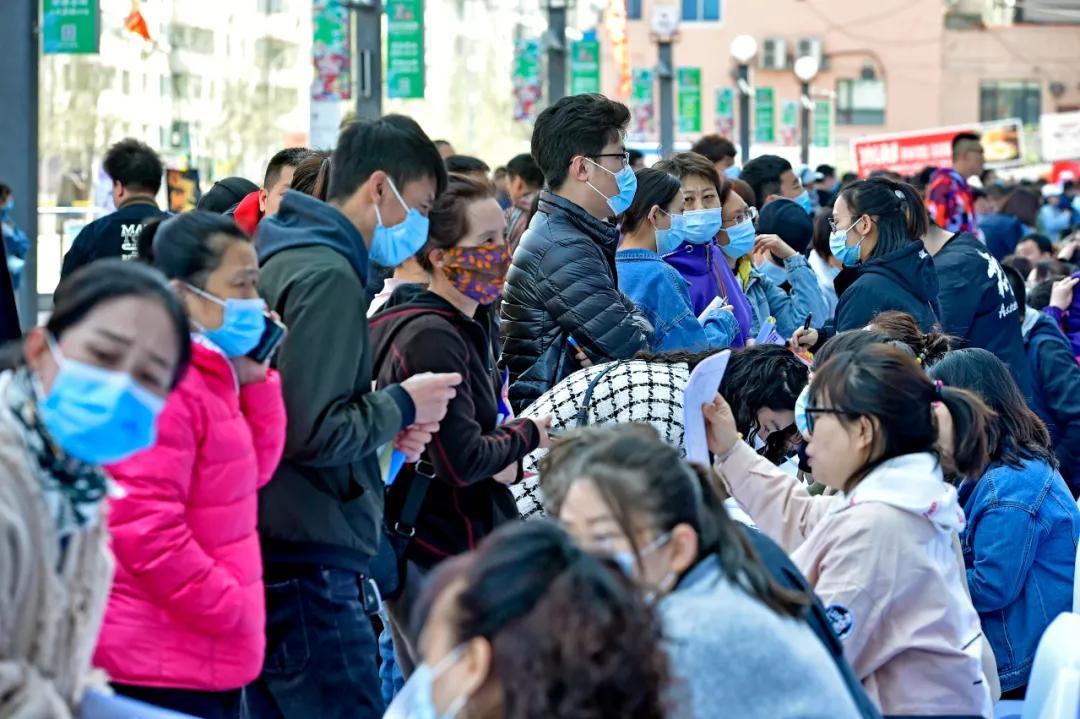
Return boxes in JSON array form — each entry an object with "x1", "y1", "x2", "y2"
[
  {"x1": 760, "y1": 38, "x2": 787, "y2": 70},
  {"x1": 797, "y1": 37, "x2": 828, "y2": 72}
]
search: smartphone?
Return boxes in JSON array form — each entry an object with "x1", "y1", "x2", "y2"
[{"x1": 246, "y1": 314, "x2": 286, "y2": 362}]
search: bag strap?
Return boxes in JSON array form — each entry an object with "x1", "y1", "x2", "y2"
[
  {"x1": 392, "y1": 459, "x2": 436, "y2": 537},
  {"x1": 576, "y1": 360, "x2": 624, "y2": 427}
]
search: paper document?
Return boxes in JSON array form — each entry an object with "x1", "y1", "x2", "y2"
[{"x1": 682, "y1": 349, "x2": 731, "y2": 466}]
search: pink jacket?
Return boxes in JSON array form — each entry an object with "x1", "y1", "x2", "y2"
[
  {"x1": 716, "y1": 443, "x2": 994, "y2": 717},
  {"x1": 94, "y1": 340, "x2": 286, "y2": 691}
]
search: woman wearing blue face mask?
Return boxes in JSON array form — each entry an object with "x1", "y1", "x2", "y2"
[
  {"x1": 93, "y1": 212, "x2": 287, "y2": 719},
  {"x1": 616, "y1": 168, "x2": 740, "y2": 352},
  {"x1": 792, "y1": 179, "x2": 940, "y2": 355},
  {"x1": 0, "y1": 259, "x2": 189, "y2": 717}
]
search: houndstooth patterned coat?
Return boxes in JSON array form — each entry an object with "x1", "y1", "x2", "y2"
[{"x1": 513, "y1": 360, "x2": 690, "y2": 518}]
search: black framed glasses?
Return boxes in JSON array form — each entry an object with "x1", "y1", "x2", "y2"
[
  {"x1": 804, "y1": 406, "x2": 854, "y2": 434},
  {"x1": 591, "y1": 151, "x2": 630, "y2": 168}
]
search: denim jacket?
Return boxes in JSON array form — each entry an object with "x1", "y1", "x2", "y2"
[
  {"x1": 958, "y1": 457, "x2": 1080, "y2": 691},
  {"x1": 617, "y1": 248, "x2": 738, "y2": 352},
  {"x1": 743, "y1": 254, "x2": 828, "y2": 340}
]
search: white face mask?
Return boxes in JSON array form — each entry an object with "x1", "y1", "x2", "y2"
[
  {"x1": 384, "y1": 644, "x2": 470, "y2": 719},
  {"x1": 611, "y1": 532, "x2": 677, "y2": 601}
]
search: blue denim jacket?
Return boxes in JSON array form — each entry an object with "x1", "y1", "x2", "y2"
[
  {"x1": 743, "y1": 254, "x2": 828, "y2": 340},
  {"x1": 617, "y1": 249, "x2": 739, "y2": 352},
  {"x1": 958, "y1": 457, "x2": 1080, "y2": 691}
]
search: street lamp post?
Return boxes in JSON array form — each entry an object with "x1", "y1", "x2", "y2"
[
  {"x1": 344, "y1": 0, "x2": 383, "y2": 121},
  {"x1": 650, "y1": 5, "x2": 679, "y2": 158},
  {"x1": 730, "y1": 35, "x2": 757, "y2": 165},
  {"x1": 544, "y1": 0, "x2": 568, "y2": 104},
  {"x1": 793, "y1": 55, "x2": 820, "y2": 167}
]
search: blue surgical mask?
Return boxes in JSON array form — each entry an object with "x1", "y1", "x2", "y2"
[
  {"x1": 185, "y1": 284, "x2": 267, "y2": 358},
  {"x1": 384, "y1": 644, "x2": 469, "y2": 719},
  {"x1": 829, "y1": 219, "x2": 863, "y2": 267},
  {"x1": 587, "y1": 159, "x2": 638, "y2": 216},
  {"x1": 794, "y1": 384, "x2": 811, "y2": 438},
  {"x1": 370, "y1": 177, "x2": 431, "y2": 268},
  {"x1": 793, "y1": 190, "x2": 813, "y2": 215},
  {"x1": 724, "y1": 165, "x2": 742, "y2": 179},
  {"x1": 720, "y1": 217, "x2": 756, "y2": 258},
  {"x1": 1, "y1": 198, "x2": 12, "y2": 214},
  {"x1": 655, "y1": 209, "x2": 688, "y2": 256},
  {"x1": 758, "y1": 258, "x2": 788, "y2": 285},
  {"x1": 39, "y1": 336, "x2": 166, "y2": 464},
  {"x1": 682, "y1": 208, "x2": 725, "y2": 245}
]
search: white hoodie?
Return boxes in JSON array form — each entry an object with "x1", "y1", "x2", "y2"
[{"x1": 716, "y1": 443, "x2": 993, "y2": 718}]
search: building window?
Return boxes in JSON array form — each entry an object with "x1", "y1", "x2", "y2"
[
  {"x1": 836, "y1": 78, "x2": 885, "y2": 125},
  {"x1": 626, "y1": 0, "x2": 642, "y2": 19},
  {"x1": 681, "y1": 0, "x2": 721, "y2": 22},
  {"x1": 980, "y1": 80, "x2": 1040, "y2": 125}
]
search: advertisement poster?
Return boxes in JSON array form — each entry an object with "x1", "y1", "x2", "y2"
[
  {"x1": 851, "y1": 119, "x2": 1024, "y2": 177},
  {"x1": 167, "y1": 169, "x2": 201, "y2": 213},
  {"x1": 512, "y1": 38, "x2": 542, "y2": 122},
  {"x1": 754, "y1": 87, "x2": 775, "y2": 144},
  {"x1": 569, "y1": 40, "x2": 601, "y2": 95},
  {"x1": 677, "y1": 67, "x2": 702, "y2": 135},
  {"x1": 630, "y1": 67, "x2": 655, "y2": 139},
  {"x1": 812, "y1": 100, "x2": 832, "y2": 148},
  {"x1": 312, "y1": 0, "x2": 350, "y2": 101},
  {"x1": 780, "y1": 100, "x2": 798, "y2": 147},
  {"x1": 1040, "y1": 111, "x2": 1080, "y2": 163},
  {"x1": 387, "y1": 0, "x2": 425, "y2": 99},
  {"x1": 714, "y1": 88, "x2": 734, "y2": 138},
  {"x1": 43, "y1": 0, "x2": 99, "y2": 54}
]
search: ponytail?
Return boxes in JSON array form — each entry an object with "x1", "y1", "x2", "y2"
[{"x1": 937, "y1": 385, "x2": 992, "y2": 480}]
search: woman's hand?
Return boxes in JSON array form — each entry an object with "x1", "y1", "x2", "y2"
[
  {"x1": 753, "y1": 234, "x2": 797, "y2": 261},
  {"x1": 1050, "y1": 276, "x2": 1078, "y2": 311},
  {"x1": 230, "y1": 356, "x2": 270, "y2": 385},
  {"x1": 702, "y1": 393, "x2": 741, "y2": 458},
  {"x1": 790, "y1": 327, "x2": 818, "y2": 353}
]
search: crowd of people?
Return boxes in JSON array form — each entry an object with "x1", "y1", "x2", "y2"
[{"x1": 2, "y1": 91, "x2": 1080, "y2": 719}]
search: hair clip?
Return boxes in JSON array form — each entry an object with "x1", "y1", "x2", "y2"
[{"x1": 933, "y1": 380, "x2": 945, "y2": 400}]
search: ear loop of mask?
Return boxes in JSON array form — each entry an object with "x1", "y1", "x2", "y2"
[{"x1": 373, "y1": 176, "x2": 409, "y2": 227}]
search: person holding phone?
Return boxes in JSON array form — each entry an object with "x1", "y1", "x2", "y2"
[{"x1": 93, "y1": 212, "x2": 287, "y2": 719}]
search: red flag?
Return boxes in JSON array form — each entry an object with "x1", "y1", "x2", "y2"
[{"x1": 125, "y1": 1, "x2": 150, "y2": 41}]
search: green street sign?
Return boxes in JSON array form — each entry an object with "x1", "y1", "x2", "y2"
[
  {"x1": 569, "y1": 40, "x2": 601, "y2": 95},
  {"x1": 386, "y1": 0, "x2": 424, "y2": 99},
  {"x1": 754, "y1": 87, "x2": 775, "y2": 144},
  {"x1": 813, "y1": 100, "x2": 832, "y2": 147},
  {"x1": 714, "y1": 87, "x2": 734, "y2": 136},
  {"x1": 677, "y1": 67, "x2": 702, "y2": 135},
  {"x1": 43, "y1": 0, "x2": 99, "y2": 55}
]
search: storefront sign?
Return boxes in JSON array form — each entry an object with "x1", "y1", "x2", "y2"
[
  {"x1": 677, "y1": 67, "x2": 702, "y2": 134},
  {"x1": 569, "y1": 40, "x2": 601, "y2": 95},
  {"x1": 754, "y1": 87, "x2": 775, "y2": 144},
  {"x1": 851, "y1": 119, "x2": 1024, "y2": 177}
]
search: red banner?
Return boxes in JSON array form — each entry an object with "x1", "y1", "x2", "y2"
[{"x1": 851, "y1": 119, "x2": 1023, "y2": 178}]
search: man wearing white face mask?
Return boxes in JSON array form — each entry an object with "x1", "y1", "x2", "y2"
[
  {"x1": 251, "y1": 115, "x2": 464, "y2": 718},
  {"x1": 501, "y1": 94, "x2": 652, "y2": 413}
]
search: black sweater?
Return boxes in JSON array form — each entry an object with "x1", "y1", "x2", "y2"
[{"x1": 370, "y1": 287, "x2": 540, "y2": 568}]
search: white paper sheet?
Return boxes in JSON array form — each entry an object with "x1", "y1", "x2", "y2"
[{"x1": 682, "y1": 349, "x2": 731, "y2": 466}]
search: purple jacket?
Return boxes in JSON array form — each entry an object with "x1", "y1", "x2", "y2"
[{"x1": 663, "y1": 240, "x2": 753, "y2": 347}]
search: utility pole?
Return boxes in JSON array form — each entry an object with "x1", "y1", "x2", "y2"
[
  {"x1": 348, "y1": 0, "x2": 383, "y2": 120},
  {"x1": 1, "y1": 0, "x2": 39, "y2": 329},
  {"x1": 730, "y1": 35, "x2": 758, "y2": 165},
  {"x1": 651, "y1": 6, "x2": 679, "y2": 158},
  {"x1": 545, "y1": 0, "x2": 567, "y2": 104},
  {"x1": 799, "y1": 80, "x2": 811, "y2": 166}
]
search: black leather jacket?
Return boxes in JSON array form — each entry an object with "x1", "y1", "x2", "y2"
[{"x1": 500, "y1": 192, "x2": 651, "y2": 412}]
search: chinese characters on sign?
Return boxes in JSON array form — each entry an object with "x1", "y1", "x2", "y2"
[
  {"x1": 754, "y1": 87, "x2": 775, "y2": 144},
  {"x1": 677, "y1": 67, "x2": 702, "y2": 135},
  {"x1": 714, "y1": 88, "x2": 734, "y2": 137},
  {"x1": 570, "y1": 40, "x2": 601, "y2": 95},
  {"x1": 43, "y1": 0, "x2": 100, "y2": 54},
  {"x1": 387, "y1": 0, "x2": 425, "y2": 99}
]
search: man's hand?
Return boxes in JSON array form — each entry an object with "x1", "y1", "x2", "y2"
[
  {"x1": 790, "y1": 327, "x2": 818, "y2": 353},
  {"x1": 400, "y1": 373, "x2": 463, "y2": 425},
  {"x1": 393, "y1": 422, "x2": 440, "y2": 463}
]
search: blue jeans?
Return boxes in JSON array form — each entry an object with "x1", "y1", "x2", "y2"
[{"x1": 245, "y1": 566, "x2": 383, "y2": 719}]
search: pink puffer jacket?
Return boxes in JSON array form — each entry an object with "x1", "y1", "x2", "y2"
[{"x1": 93, "y1": 340, "x2": 286, "y2": 691}]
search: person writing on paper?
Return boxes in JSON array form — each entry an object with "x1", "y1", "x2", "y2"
[
  {"x1": 369, "y1": 175, "x2": 551, "y2": 677},
  {"x1": 92, "y1": 213, "x2": 286, "y2": 718},
  {"x1": 0, "y1": 260, "x2": 190, "y2": 717},
  {"x1": 543, "y1": 426, "x2": 866, "y2": 719},
  {"x1": 616, "y1": 168, "x2": 740, "y2": 352},
  {"x1": 704, "y1": 343, "x2": 994, "y2": 716}
]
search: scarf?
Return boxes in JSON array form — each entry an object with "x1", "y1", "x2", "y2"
[{"x1": 6, "y1": 367, "x2": 109, "y2": 537}]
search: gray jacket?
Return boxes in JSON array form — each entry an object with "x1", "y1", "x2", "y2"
[{"x1": 660, "y1": 555, "x2": 861, "y2": 719}]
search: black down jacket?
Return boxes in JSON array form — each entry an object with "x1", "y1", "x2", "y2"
[{"x1": 500, "y1": 192, "x2": 652, "y2": 412}]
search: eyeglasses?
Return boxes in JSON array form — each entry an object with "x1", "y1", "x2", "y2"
[
  {"x1": 723, "y1": 205, "x2": 758, "y2": 228},
  {"x1": 803, "y1": 406, "x2": 854, "y2": 434},
  {"x1": 591, "y1": 151, "x2": 630, "y2": 168},
  {"x1": 828, "y1": 215, "x2": 869, "y2": 233}
]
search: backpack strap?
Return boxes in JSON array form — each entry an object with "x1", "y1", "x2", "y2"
[{"x1": 576, "y1": 360, "x2": 625, "y2": 427}]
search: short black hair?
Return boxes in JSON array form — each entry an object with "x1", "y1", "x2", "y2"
[
  {"x1": 506, "y1": 152, "x2": 544, "y2": 189},
  {"x1": 815, "y1": 164, "x2": 835, "y2": 179},
  {"x1": 1020, "y1": 233, "x2": 1054, "y2": 255},
  {"x1": 264, "y1": 147, "x2": 311, "y2": 189},
  {"x1": 952, "y1": 132, "x2": 981, "y2": 160},
  {"x1": 103, "y1": 138, "x2": 163, "y2": 195},
  {"x1": 0, "y1": 183, "x2": 10, "y2": 200},
  {"x1": 531, "y1": 93, "x2": 631, "y2": 191},
  {"x1": 739, "y1": 155, "x2": 793, "y2": 209},
  {"x1": 690, "y1": 134, "x2": 736, "y2": 164},
  {"x1": 327, "y1": 114, "x2": 447, "y2": 203},
  {"x1": 444, "y1": 154, "x2": 490, "y2": 175},
  {"x1": 627, "y1": 149, "x2": 645, "y2": 165},
  {"x1": 1028, "y1": 279, "x2": 1054, "y2": 311}
]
